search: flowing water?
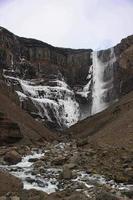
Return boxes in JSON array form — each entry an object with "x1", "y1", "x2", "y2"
[
  {"x1": 0, "y1": 147, "x2": 132, "y2": 195},
  {"x1": 92, "y1": 48, "x2": 116, "y2": 115}
]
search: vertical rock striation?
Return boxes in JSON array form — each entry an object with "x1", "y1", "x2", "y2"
[{"x1": 0, "y1": 26, "x2": 133, "y2": 130}]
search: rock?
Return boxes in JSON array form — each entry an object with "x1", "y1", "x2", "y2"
[
  {"x1": 0, "y1": 197, "x2": 6, "y2": 200},
  {"x1": 4, "y1": 150, "x2": 22, "y2": 165},
  {"x1": 28, "y1": 158, "x2": 38, "y2": 162},
  {"x1": 38, "y1": 166, "x2": 46, "y2": 174},
  {"x1": 52, "y1": 156, "x2": 68, "y2": 166},
  {"x1": 69, "y1": 152, "x2": 78, "y2": 164},
  {"x1": 20, "y1": 189, "x2": 48, "y2": 200},
  {"x1": 77, "y1": 139, "x2": 88, "y2": 147},
  {"x1": 122, "y1": 190, "x2": 133, "y2": 199},
  {"x1": 33, "y1": 160, "x2": 44, "y2": 168},
  {"x1": 65, "y1": 163, "x2": 76, "y2": 170},
  {"x1": 48, "y1": 191, "x2": 88, "y2": 200},
  {"x1": 17, "y1": 146, "x2": 31, "y2": 156},
  {"x1": 25, "y1": 177, "x2": 35, "y2": 184},
  {"x1": 123, "y1": 163, "x2": 129, "y2": 169},
  {"x1": 62, "y1": 165, "x2": 73, "y2": 180},
  {"x1": 96, "y1": 192, "x2": 119, "y2": 200},
  {"x1": 124, "y1": 167, "x2": 132, "y2": 173},
  {"x1": 0, "y1": 171, "x2": 23, "y2": 196},
  {"x1": 35, "y1": 180, "x2": 48, "y2": 188},
  {"x1": 0, "y1": 27, "x2": 93, "y2": 130},
  {"x1": 0, "y1": 115, "x2": 23, "y2": 145},
  {"x1": 0, "y1": 118, "x2": 23, "y2": 144},
  {"x1": 10, "y1": 197, "x2": 20, "y2": 200}
]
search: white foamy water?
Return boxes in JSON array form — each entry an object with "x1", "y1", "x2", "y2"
[
  {"x1": 3, "y1": 68, "x2": 80, "y2": 128},
  {"x1": 15, "y1": 151, "x2": 44, "y2": 168},
  {"x1": 74, "y1": 171, "x2": 133, "y2": 191},
  {"x1": 0, "y1": 149, "x2": 133, "y2": 194},
  {"x1": 20, "y1": 79, "x2": 80, "y2": 128},
  {"x1": 0, "y1": 151, "x2": 59, "y2": 194},
  {"x1": 92, "y1": 48, "x2": 116, "y2": 115}
]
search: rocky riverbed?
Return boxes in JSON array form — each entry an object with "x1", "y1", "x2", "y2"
[{"x1": 0, "y1": 140, "x2": 133, "y2": 200}]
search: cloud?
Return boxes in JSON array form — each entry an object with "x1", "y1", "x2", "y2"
[{"x1": 0, "y1": 0, "x2": 133, "y2": 49}]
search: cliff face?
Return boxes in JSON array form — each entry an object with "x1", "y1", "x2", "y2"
[
  {"x1": 0, "y1": 26, "x2": 133, "y2": 130},
  {"x1": 115, "y1": 36, "x2": 133, "y2": 96},
  {"x1": 0, "y1": 27, "x2": 92, "y2": 86},
  {"x1": 0, "y1": 27, "x2": 93, "y2": 129}
]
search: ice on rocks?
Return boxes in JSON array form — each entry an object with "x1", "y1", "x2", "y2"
[
  {"x1": 16, "y1": 91, "x2": 27, "y2": 101},
  {"x1": 3, "y1": 69, "x2": 80, "y2": 128},
  {"x1": 19, "y1": 78, "x2": 80, "y2": 128}
]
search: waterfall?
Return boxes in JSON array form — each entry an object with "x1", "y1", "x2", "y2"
[{"x1": 92, "y1": 47, "x2": 116, "y2": 115}]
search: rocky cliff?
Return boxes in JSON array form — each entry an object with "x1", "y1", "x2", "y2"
[{"x1": 0, "y1": 26, "x2": 133, "y2": 130}]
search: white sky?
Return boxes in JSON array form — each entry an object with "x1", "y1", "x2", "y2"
[{"x1": 0, "y1": 0, "x2": 133, "y2": 50}]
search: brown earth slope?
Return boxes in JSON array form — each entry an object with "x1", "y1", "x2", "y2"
[
  {"x1": 67, "y1": 91, "x2": 133, "y2": 148},
  {"x1": 0, "y1": 80, "x2": 56, "y2": 145},
  {"x1": 65, "y1": 91, "x2": 133, "y2": 183}
]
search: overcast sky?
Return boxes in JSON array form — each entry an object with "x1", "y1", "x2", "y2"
[{"x1": 0, "y1": 0, "x2": 133, "y2": 50}]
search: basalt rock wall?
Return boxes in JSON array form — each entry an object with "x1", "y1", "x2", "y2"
[
  {"x1": 0, "y1": 26, "x2": 133, "y2": 130},
  {"x1": 0, "y1": 27, "x2": 92, "y2": 86}
]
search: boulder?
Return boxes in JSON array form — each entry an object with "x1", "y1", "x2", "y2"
[
  {"x1": 48, "y1": 191, "x2": 88, "y2": 200},
  {"x1": 96, "y1": 192, "x2": 119, "y2": 200},
  {"x1": 4, "y1": 150, "x2": 22, "y2": 165},
  {"x1": 77, "y1": 139, "x2": 88, "y2": 147},
  {"x1": 65, "y1": 163, "x2": 76, "y2": 169},
  {"x1": 10, "y1": 197, "x2": 20, "y2": 200},
  {"x1": 33, "y1": 160, "x2": 44, "y2": 168},
  {"x1": 62, "y1": 165, "x2": 73, "y2": 180},
  {"x1": 122, "y1": 190, "x2": 133, "y2": 199},
  {"x1": 0, "y1": 171, "x2": 23, "y2": 196},
  {"x1": 52, "y1": 156, "x2": 68, "y2": 166},
  {"x1": 28, "y1": 158, "x2": 38, "y2": 163},
  {"x1": 20, "y1": 189, "x2": 48, "y2": 200},
  {"x1": 0, "y1": 197, "x2": 6, "y2": 200}
]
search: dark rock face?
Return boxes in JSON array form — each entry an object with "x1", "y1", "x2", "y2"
[
  {"x1": 97, "y1": 36, "x2": 133, "y2": 104},
  {"x1": 0, "y1": 27, "x2": 92, "y2": 129},
  {"x1": 0, "y1": 26, "x2": 133, "y2": 130},
  {"x1": 0, "y1": 112, "x2": 23, "y2": 145},
  {"x1": 0, "y1": 27, "x2": 92, "y2": 86},
  {"x1": 115, "y1": 39, "x2": 133, "y2": 97}
]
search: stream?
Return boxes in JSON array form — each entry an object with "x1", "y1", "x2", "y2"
[{"x1": 0, "y1": 147, "x2": 133, "y2": 195}]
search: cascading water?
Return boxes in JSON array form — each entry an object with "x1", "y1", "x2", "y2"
[
  {"x1": 92, "y1": 47, "x2": 116, "y2": 115},
  {"x1": 2, "y1": 45, "x2": 117, "y2": 128}
]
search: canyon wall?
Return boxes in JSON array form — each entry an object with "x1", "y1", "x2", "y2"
[{"x1": 0, "y1": 27, "x2": 133, "y2": 130}]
